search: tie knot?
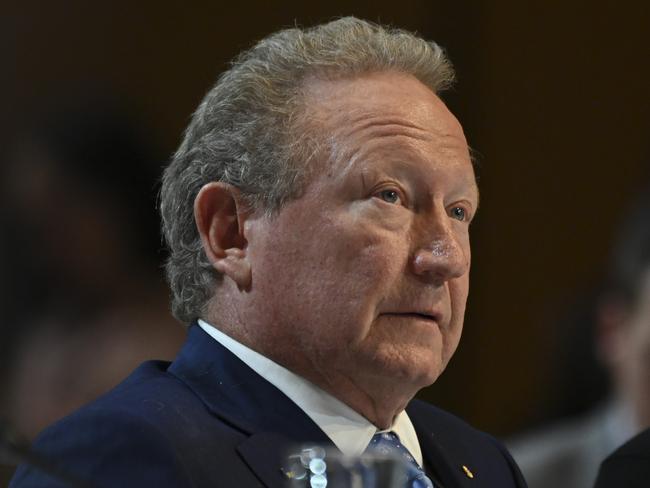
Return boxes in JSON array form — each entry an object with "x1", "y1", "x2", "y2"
[
  {"x1": 367, "y1": 432, "x2": 434, "y2": 488},
  {"x1": 368, "y1": 433, "x2": 414, "y2": 463}
]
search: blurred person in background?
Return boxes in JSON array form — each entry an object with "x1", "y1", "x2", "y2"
[
  {"x1": 508, "y1": 181, "x2": 650, "y2": 488},
  {"x1": 0, "y1": 101, "x2": 185, "y2": 442},
  {"x1": 594, "y1": 427, "x2": 650, "y2": 488}
]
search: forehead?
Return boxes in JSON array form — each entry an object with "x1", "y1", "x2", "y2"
[
  {"x1": 301, "y1": 71, "x2": 476, "y2": 194},
  {"x1": 303, "y1": 70, "x2": 465, "y2": 137}
]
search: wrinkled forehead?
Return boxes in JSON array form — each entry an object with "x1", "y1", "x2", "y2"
[
  {"x1": 303, "y1": 71, "x2": 464, "y2": 130},
  {"x1": 298, "y1": 71, "x2": 473, "y2": 180}
]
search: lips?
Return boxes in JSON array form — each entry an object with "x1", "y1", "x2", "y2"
[{"x1": 381, "y1": 311, "x2": 441, "y2": 324}]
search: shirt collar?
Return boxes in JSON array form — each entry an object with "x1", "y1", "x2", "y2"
[{"x1": 198, "y1": 319, "x2": 422, "y2": 464}]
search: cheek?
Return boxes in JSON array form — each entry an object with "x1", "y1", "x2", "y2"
[
  {"x1": 312, "y1": 228, "x2": 412, "y2": 354},
  {"x1": 445, "y1": 276, "x2": 470, "y2": 348},
  {"x1": 449, "y1": 275, "x2": 470, "y2": 316},
  {"x1": 251, "y1": 220, "x2": 401, "y2": 339},
  {"x1": 314, "y1": 224, "x2": 406, "y2": 324}
]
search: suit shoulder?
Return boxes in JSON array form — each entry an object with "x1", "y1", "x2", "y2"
[
  {"x1": 10, "y1": 400, "x2": 193, "y2": 488},
  {"x1": 48, "y1": 360, "x2": 217, "y2": 431},
  {"x1": 10, "y1": 361, "x2": 239, "y2": 488},
  {"x1": 605, "y1": 427, "x2": 650, "y2": 459},
  {"x1": 35, "y1": 359, "x2": 240, "y2": 454},
  {"x1": 595, "y1": 427, "x2": 650, "y2": 488}
]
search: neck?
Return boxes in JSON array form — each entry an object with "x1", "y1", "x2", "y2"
[
  {"x1": 204, "y1": 297, "x2": 419, "y2": 429},
  {"x1": 239, "y1": 330, "x2": 415, "y2": 428},
  {"x1": 301, "y1": 367, "x2": 415, "y2": 429}
]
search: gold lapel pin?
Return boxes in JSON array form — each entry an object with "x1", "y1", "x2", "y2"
[{"x1": 462, "y1": 465, "x2": 474, "y2": 479}]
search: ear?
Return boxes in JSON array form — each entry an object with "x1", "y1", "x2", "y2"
[{"x1": 194, "y1": 182, "x2": 252, "y2": 291}]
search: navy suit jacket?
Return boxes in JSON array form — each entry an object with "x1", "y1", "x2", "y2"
[{"x1": 11, "y1": 325, "x2": 527, "y2": 488}]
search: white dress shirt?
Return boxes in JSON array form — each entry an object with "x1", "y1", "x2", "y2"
[{"x1": 198, "y1": 319, "x2": 424, "y2": 465}]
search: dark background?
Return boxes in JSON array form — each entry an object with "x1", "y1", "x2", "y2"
[{"x1": 1, "y1": 0, "x2": 649, "y2": 471}]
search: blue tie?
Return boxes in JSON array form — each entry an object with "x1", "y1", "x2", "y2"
[{"x1": 367, "y1": 432, "x2": 435, "y2": 488}]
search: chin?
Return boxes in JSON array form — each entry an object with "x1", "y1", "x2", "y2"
[
  {"x1": 353, "y1": 340, "x2": 448, "y2": 387},
  {"x1": 413, "y1": 364, "x2": 445, "y2": 388},
  {"x1": 385, "y1": 354, "x2": 446, "y2": 389},
  {"x1": 412, "y1": 347, "x2": 454, "y2": 385}
]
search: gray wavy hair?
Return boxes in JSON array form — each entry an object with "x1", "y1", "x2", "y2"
[{"x1": 160, "y1": 16, "x2": 455, "y2": 324}]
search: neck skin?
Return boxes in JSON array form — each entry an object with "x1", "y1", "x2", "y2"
[
  {"x1": 204, "y1": 296, "x2": 418, "y2": 429},
  {"x1": 311, "y1": 370, "x2": 414, "y2": 429}
]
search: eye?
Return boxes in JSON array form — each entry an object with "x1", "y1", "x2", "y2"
[
  {"x1": 450, "y1": 206, "x2": 467, "y2": 221},
  {"x1": 376, "y1": 189, "x2": 402, "y2": 205}
]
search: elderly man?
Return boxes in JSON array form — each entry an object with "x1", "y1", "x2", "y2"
[{"x1": 10, "y1": 18, "x2": 526, "y2": 488}]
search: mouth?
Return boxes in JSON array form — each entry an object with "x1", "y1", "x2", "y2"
[{"x1": 381, "y1": 312, "x2": 440, "y2": 324}]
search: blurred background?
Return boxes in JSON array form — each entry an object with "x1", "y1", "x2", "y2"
[{"x1": 1, "y1": 0, "x2": 649, "y2": 485}]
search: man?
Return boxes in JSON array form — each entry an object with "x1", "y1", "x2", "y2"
[{"x1": 10, "y1": 17, "x2": 526, "y2": 487}]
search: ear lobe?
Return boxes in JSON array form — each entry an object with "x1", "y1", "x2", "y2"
[{"x1": 194, "y1": 182, "x2": 252, "y2": 290}]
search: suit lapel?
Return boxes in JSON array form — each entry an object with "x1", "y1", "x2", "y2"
[
  {"x1": 236, "y1": 431, "x2": 325, "y2": 488},
  {"x1": 408, "y1": 404, "x2": 474, "y2": 488},
  {"x1": 168, "y1": 325, "x2": 333, "y2": 487}
]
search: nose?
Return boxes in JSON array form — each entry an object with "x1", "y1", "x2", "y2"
[{"x1": 411, "y1": 223, "x2": 469, "y2": 283}]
